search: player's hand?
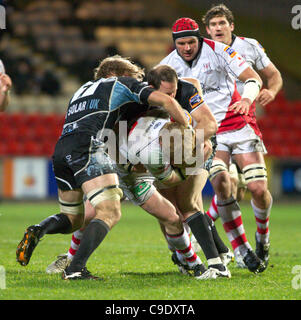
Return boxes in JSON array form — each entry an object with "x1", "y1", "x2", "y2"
[
  {"x1": 0, "y1": 73, "x2": 12, "y2": 93},
  {"x1": 203, "y1": 139, "x2": 212, "y2": 161},
  {"x1": 228, "y1": 98, "x2": 251, "y2": 115},
  {"x1": 256, "y1": 89, "x2": 275, "y2": 106}
]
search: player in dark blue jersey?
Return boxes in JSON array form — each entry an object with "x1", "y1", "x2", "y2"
[
  {"x1": 16, "y1": 56, "x2": 189, "y2": 280},
  {"x1": 47, "y1": 64, "x2": 232, "y2": 279}
]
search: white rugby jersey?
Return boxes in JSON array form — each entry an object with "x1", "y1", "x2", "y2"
[
  {"x1": 126, "y1": 117, "x2": 173, "y2": 181},
  {"x1": 160, "y1": 38, "x2": 255, "y2": 134},
  {"x1": 230, "y1": 35, "x2": 271, "y2": 138},
  {"x1": 231, "y1": 35, "x2": 271, "y2": 95}
]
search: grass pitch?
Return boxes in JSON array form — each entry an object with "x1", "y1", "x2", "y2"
[{"x1": 0, "y1": 199, "x2": 300, "y2": 300}]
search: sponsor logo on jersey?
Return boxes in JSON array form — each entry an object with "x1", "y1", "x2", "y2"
[
  {"x1": 134, "y1": 182, "x2": 151, "y2": 196},
  {"x1": 224, "y1": 45, "x2": 237, "y2": 58},
  {"x1": 189, "y1": 93, "x2": 203, "y2": 109}
]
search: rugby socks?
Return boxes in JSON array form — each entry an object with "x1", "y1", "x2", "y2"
[
  {"x1": 251, "y1": 199, "x2": 272, "y2": 245},
  {"x1": 66, "y1": 219, "x2": 110, "y2": 272},
  {"x1": 67, "y1": 229, "x2": 84, "y2": 260},
  {"x1": 185, "y1": 211, "x2": 225, "y2": 271},
  {"x1": 37, "y1": 214, "x2": 72, "y2": 239},
  {"x1": 217, "y1": 197, "x2": 252, "y2": 257},
  {"x1": 206, "y1": 195, "x2": 219, "y2": 222},
  {"x1": 165, "y1": 229, "x2": 203, "y2": 268},
  {"x1": 205, "y1": 214, "x2": 229, "y2": 254}
]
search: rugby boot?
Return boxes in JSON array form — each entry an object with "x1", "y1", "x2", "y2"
[
  {"x1": 255, "y1": 235, "x2": 270, "y2": 272},
  {"x1": 171, "y1": 252, "x2": 190, "y2": 275},
  {"x1": 219, "y1": 249, "x2": 235, "y2": 267},
  {"x1": 243, "y1": 249, "x2": 266, "y2": 274},
  {"x1": 46, "y1": 254, "x2": 72, "y2": 274},
  {"x1": 16, "y1": 225, "x2": 43, "y2": 266},
  {"x1": 62, "y1": 267, "x2": 101, "y2": 280},
  {"x1": 192, "y1": 264, "x2": 214, "y2": 279}
]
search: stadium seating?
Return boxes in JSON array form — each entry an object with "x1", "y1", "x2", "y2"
[
  {"x1": 257, "y1": 92, "x2": 301, "y2": 158},
  {"x1": 0, "y1": 113, "x2": 64, "y2": 157},
  {"x1": 1, "y1": 0, "x2": 300, "y2": 160}
]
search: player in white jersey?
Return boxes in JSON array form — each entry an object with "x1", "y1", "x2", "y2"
[
  {"x1": 146, "y1": 65, "x2": 233, "y2": 275},
  {"x1": 160, "y1": 17, "x2": 267, "y2": 273},
  {"x1": 0, "y1": 59, "x2": 12, "y2": 111},
  {"x1": 201, "y1": 4, "x2": 283, "y2": 269}
]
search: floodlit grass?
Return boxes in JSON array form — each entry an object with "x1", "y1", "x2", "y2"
[{"x1": 0, "y1": 200, "x2": 301, "y2": 300}]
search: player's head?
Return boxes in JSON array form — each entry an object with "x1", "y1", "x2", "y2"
[
  {"x1": 172, "y1": 18, "x2": 201, "y2": 62},
  {"x1": 94, "y1": 55, "x2": 145, "y2": 81},
  {"x1": 202, "y1": 4, "x2": 234, "y2": 46},
  {"x1": 147, "y1": 65, "x2": 178, "y2": 98}
]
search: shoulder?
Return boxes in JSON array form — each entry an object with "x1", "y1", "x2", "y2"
[
  {"x1": 202, "y1": 38, "x2": 231, "y2": 55},
  {"x1": 178, "y1": 78, "x2": 195, "y2": 90},
  {"x1": 178, "y1": 78, "x2": 198, "y2": 96},
  {"x1": 203, "y1": 38, "x2": 216, "y2": 51},
  {"x1": 116, "y1": 76, "x2": 147, "y2": 89},
  {"x1": 238, "y1": 36, "x2": 265, "y2": 50},
  {"x1": 160, "y1": 49, "x2": 179, "y2": 64}
]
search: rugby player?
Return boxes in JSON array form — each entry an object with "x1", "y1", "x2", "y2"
[
  {"x1": 202, "y1": 4, "x2": 283, "y2": 269},
  {"x1": 160, "y1": 17, "x2": 267, "y2": 273},
  {"x1": 16, "y1": 55, "x2": 190, "y2": 280}
]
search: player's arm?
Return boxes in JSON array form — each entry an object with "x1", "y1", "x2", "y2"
[
  {"x1": 147, "y1": 90, "x2": 189, "y2": 127},
  {"x1": 228, "y1": 67, "x2": 262, "y2": 115},
  {"x1": 182, "y1": 77, "x2": 217, "y2": 140},
  {"x1": 0, "y1": 73, "x2": 12, "y2": 111},
  {"x1": 256, "y1": 62, "x2": 283, "y2": 106}
]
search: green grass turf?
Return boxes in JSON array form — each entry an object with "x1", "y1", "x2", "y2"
[{"x1": 0, "y1": 200, "x2": 301, "y2": 300}]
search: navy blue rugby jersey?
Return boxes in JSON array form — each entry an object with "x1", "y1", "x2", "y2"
[
  {"x1": 61, "y1": 76, "x2": 155, "y2": 139},
  {"x1": 175, "y1": 79, "x2": 204, "y2": 114}
]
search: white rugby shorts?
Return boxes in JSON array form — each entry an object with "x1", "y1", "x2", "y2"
[{"x1": 216, "y1": 124, "x2": 267, "y2": 154}]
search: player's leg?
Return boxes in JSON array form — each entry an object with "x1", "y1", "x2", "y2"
[
  {"x1": 234, "y1": 151, "x2": 272, "y2": 269},
  {"x1": 63, "y1": 173, "x2": 123, "y2": 280},
  {"x1": 119, "y1": 169, "x2": 207, "y2": 278},
  {"x1": 229, "y1": 161, "x2": 247, "y2": 202},
  {"x1": 141, "y1": 190, "x2": 207, "y2": 277},
  {"x1": 189, "y1": 169, "x2": 233, "y2": 264},
  {"x1": 46, "y1": 199, "x2": 96, "y2": 274},
  {"x1": 174, "y1": 173, "x2": 231, "y2": 278},
  {"x1": 205, "y1": 194, "x2": 219, "y2": 222},
  {"x1": 17, "y1": 188, "x2": 84, "y2": 267},
  {"x1": 209, "y1": 151, "x2": 263, "y2": 273}
]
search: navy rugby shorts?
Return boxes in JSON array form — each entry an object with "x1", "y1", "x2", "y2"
[{"x1": 52, "y1": 133, "x2": 116, "y2": 190}]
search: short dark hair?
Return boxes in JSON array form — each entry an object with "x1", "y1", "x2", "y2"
[
  {"x1": 147, "y1": 65, "x2": 178, "y2": 89},
  {"x1": 202, "y1": 4, "x2": 234, "y2": 27}
]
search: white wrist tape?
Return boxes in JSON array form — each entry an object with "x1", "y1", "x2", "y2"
[{"x1": 241, "y1": 78, "x2": 261, "y2": 103}]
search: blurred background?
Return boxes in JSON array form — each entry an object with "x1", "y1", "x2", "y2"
[{"x1": 0, "y1": 0, "x2": 300, "y2": 201}]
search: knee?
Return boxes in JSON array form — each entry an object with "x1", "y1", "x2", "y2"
[
  {"x1": 87, "y1": 186, "x2": 123, "y2": 229},
  {"x1": 248, "y1": 181, "x2": 268, "y2": 200},
  {"x1": 94, "y1": 201, "x2": 122, "y2": 229}
]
